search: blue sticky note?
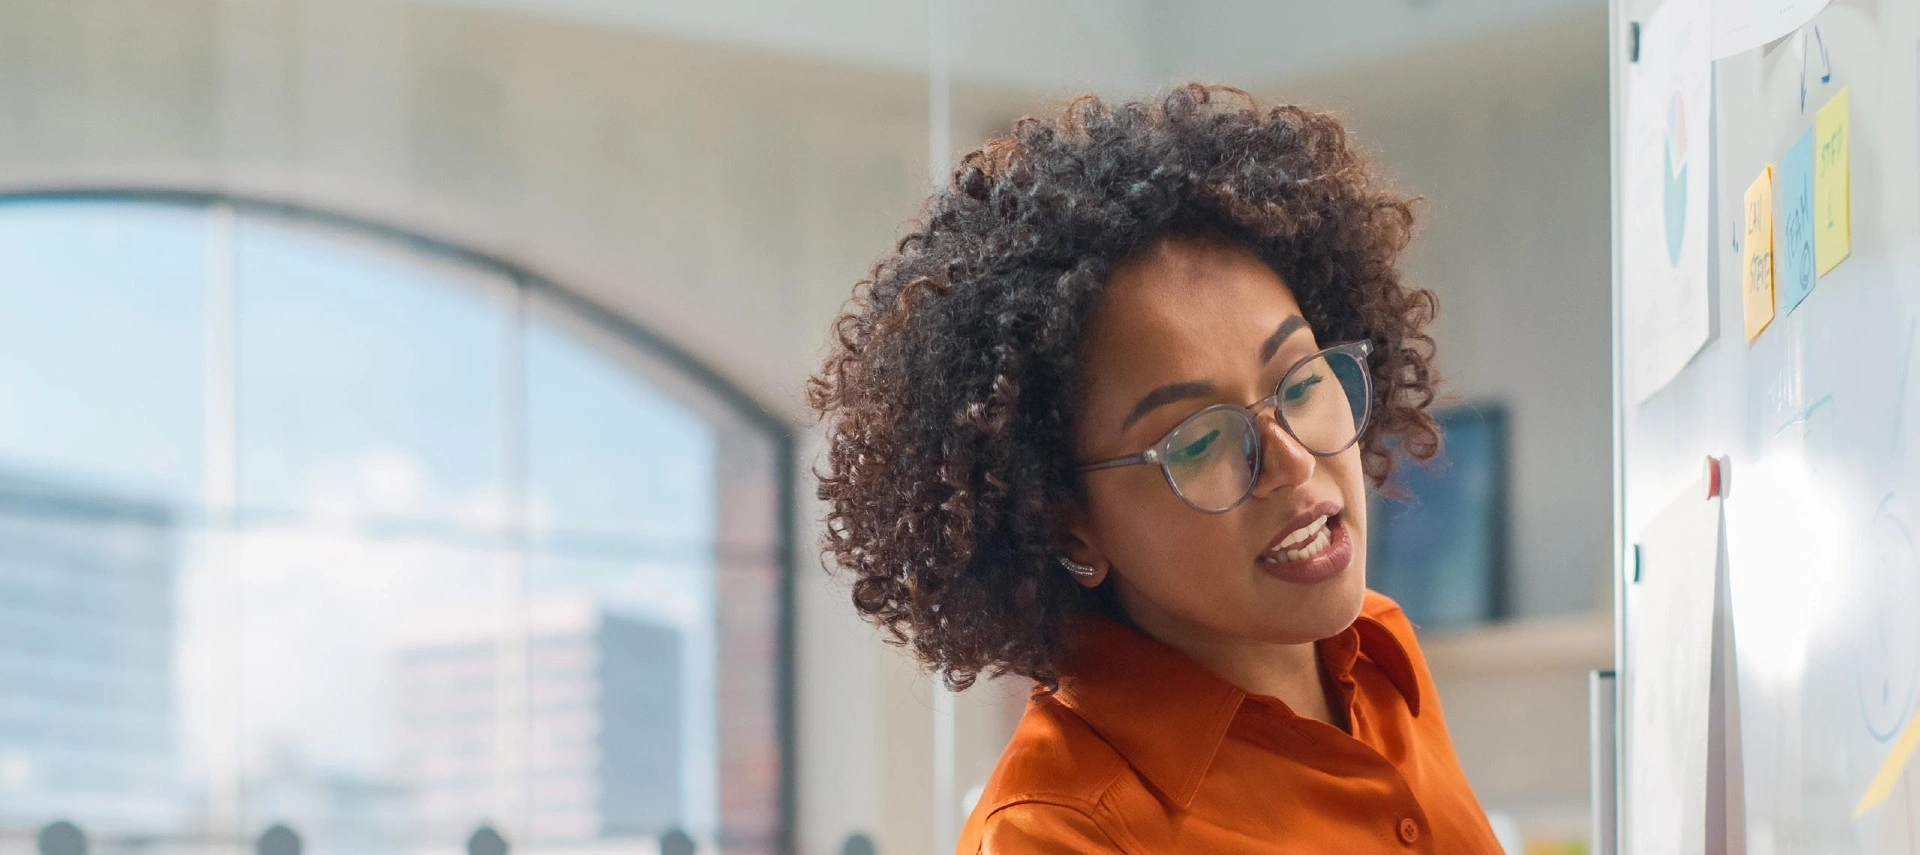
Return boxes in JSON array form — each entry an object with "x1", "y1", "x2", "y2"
[{"x1": 1777, "y1": 129, "x2": 1818, "y2": 313}]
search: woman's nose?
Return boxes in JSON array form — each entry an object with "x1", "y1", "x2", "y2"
[{"x1": 1249, "y1": 408, "x2": 1315, "y2": 496}]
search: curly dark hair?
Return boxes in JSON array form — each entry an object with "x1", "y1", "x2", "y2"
[{"x1": 806, "y1": 83, "x2": 1441, "y2": 692}]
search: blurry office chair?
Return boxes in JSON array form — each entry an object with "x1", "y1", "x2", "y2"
[
  {"x1": 659, "y1": 828, "x2": 696, "y2": 855},
  {"x1": 37, "y1": 821, "x2": 85, "y2": 855},
  {"x1": 256, "y1": 824, "x2": 300, "y2": 855},
  {"x1": 467, "y1": 826, "x2": 508, "y2": 855}
]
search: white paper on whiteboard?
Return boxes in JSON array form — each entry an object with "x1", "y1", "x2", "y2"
[
  {"x1": 1624, "y1": 0, "x2": 1714, "y2": 403},
  {"x1": 1626, "y1": 479, "x2": 1723, "y2": 855},
  {"x1": 1712, "y1": 0, "x2": 1830, "y2": 59}
]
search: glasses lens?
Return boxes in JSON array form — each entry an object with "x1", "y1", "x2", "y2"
[
  {"x1": 1276, "y1": 349, "x2": 1370, "y2": 454},
  {"x1": 1162, "y1": 407, "x2": 1258, "y2": 512}
]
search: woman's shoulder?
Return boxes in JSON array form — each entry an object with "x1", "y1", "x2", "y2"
[
  {"x1": 956, "y1": 695, "x2": 1137, "y2": 852},
  {"x1": 979, "y1": 693, "x2": 1131, "y2": 807}
]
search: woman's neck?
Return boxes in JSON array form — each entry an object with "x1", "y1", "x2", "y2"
[{"x1": 1116, "y1": 595, "x2": 1344, "y2": 728}]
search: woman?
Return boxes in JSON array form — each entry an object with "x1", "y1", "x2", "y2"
[{"x1": 808, "y1": 84, "x2": 1504, "y2": 853}]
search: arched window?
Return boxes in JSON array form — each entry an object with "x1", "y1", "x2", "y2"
[{"x1": 0, "y1": 195, "x2": 790, "y2": 853}]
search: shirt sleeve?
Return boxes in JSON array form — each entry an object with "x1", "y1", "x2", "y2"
[{"x1": 977, "y1": 801, "x2": 1124, "y2": 854}]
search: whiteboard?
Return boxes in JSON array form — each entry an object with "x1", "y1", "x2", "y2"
[{"x1": 1614, "y1": 1, "x2": 1920, "y2": 853}]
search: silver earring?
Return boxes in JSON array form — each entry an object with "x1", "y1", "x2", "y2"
[{"x1": 1058, "y1": 557, "x2": 1099, "y2": 577}]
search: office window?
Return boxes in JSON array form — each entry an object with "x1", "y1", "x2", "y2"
[{"x1": 0, "y1": 197, "x2": 788, "y2": 854}]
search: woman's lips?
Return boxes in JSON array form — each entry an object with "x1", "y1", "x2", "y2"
[{"x1": 1256, "y1": 513, "x2": 1353, "y2": 585}]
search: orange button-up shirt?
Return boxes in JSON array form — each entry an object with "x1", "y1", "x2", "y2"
[{"x1": 956, "y1": 591, "x2": 1504, "y2": 853}]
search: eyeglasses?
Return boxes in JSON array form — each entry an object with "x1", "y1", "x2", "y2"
[{"x1": 1078, "y1": 340, "x2": 1374, "y2": 514}]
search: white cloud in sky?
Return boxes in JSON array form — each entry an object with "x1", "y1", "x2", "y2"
[{"x1": 176, "y1": 446, "x2": 712, "y2": 794}]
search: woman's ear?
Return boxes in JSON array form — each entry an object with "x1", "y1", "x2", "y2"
[{"x1": 1052, "y1": 500, "x2": 1110, "y2": 588}]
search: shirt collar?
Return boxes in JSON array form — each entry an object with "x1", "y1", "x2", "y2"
[
  {"x1": 1319, "y1": 611, "x2": 1425, "y2": 719},
  {"x1": 1051, "y1": 609, "x2": 1422, "y2": 807}
]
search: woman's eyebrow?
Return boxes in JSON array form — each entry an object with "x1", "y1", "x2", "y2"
[
  {"x1": 1121, "y1": 380, "x2": 1214, "y2": 432},
  {"x1": 1119, "y1": 315, "x2": 1309, "y2": 432},
  {"x1": 1259, "y1": 315, "x2": 1307, "y2": 365}
]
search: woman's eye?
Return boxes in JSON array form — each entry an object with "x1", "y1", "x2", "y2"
[
  {"x1": 1169, "y1": 429, "x2": 1221, "y2": 462},
  {"x1": 1283, "y1": 373, "x2": 1324, "y2": 404}
]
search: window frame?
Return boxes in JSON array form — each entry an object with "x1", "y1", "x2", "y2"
[{"x1": 0, "y1": 189, "x2": 798, "y2": 852}]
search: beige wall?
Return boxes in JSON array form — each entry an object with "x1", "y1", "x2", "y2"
[{"x1": 0, "y1": 0, "x2": 1614, "y2": 850}]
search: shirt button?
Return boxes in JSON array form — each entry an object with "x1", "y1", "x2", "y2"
[{"x1": 1397, "y1": 817, "x2": 1421, "y2": 845}]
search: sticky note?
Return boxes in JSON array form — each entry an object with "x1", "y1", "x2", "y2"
[
  {"x1": 1814, "y1": 87, "x2": 1851, "y2": 275},
  {"x1": 1742, "y1": 165, "x2": 1776, "y2": 341},
  {"x1": 1776, "y1": 129, "x2": 1818, "y2": 313},
  {"x1": 1855, "y1": 710, "x2": 1920, "y2": 818}
]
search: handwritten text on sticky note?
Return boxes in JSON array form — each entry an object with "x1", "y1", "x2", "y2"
[
  {"x1": 1776, "y1": 129, "x2": 1817, "y2": 313},
  {"x1": 1743, "y1": 166, "x2": 1775, "y2": 341},
  {"x1": 1814, "y1": 87, "x2": 1851, "y2": 276}
]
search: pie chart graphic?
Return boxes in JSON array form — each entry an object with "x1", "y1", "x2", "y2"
[
  {"x1": 1662, "y1": 91, "x2": 1689, "y2": 267},
  {"x1": 1858, "y1": 494, "x2": 1920, "y2": 743}
]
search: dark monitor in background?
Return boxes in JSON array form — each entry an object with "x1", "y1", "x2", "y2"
[{"x1": 1367, "y1": 403, "x2": 1510, "y2": 632}]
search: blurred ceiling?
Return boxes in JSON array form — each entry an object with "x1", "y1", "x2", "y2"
[{"x1": 409, "y1": 0, "x2": 1600, "y2": 92}]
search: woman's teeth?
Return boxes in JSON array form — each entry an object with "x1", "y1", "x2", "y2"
[{"x1": 1263, "y1": 515, "x2": 1334, "y2": 563}]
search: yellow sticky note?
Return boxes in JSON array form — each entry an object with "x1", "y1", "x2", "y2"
[
  {"x1": 1815, "y1": 87, "x2": 1851, "y2": 275},
  {"x1": 1742, "y1": 166, "x2": 1775, "y2": 341},
  {"x1": 1855, "y1": 710, "x2": 1920, "y2": 817}
]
